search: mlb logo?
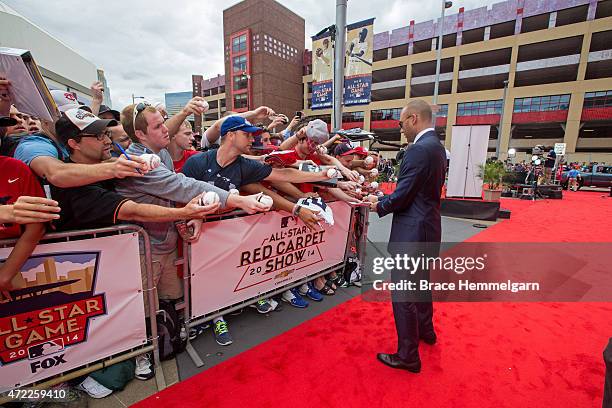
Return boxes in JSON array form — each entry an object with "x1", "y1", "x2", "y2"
[
  {"x1": 281, "y1": 216, "x2": 297, "y2": 228},
  {"x1": 28, "y1": 339, "x2": 65, "y2": 359}
]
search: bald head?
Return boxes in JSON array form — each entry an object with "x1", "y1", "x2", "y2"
[
  {"x1": 400, "y1": 99, "x2": 434, "y2": 142},
  {"x1": 405, "y1": 100, "x2": 432, "y2": 123}
]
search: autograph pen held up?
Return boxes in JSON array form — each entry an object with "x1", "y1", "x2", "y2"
[{"x1": 113, "y1": 142, "x2": 143, "y2": 175}]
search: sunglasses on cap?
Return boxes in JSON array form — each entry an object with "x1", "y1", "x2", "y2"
[{"x1": 132, "y1": 101, "x2": 151, "y2": 134}]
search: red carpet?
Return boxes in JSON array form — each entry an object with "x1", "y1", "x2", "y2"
[{"x1": 136, "y1": 192, "x2": 612, "y2": 408}]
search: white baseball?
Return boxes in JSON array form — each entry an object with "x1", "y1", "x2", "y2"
[
  {"x1": 370, "y1": 168, "x2": 379, "y2": 176},
  {"x1": 326, "y1": 168, "x2": 340, "y2": 178},
  {"x1": 140, "y1": 153, "x2": 161, "y2": 170},
  {"x1": 376, "y1": 191, "x2": 384, "y2": 197},
  {"x1": 199, "y1": 191, "x2": 220, "y2": 206},
  {"x1": 358, "y1": 175, "x2": 365, "y2": 184},
  {"x1": 356, "y1": 188, "x2": 362, "y2": 194},
  {"x1": 370, "y1": 181, "x2": 379, "y2": 189},
  {"x1": 229, "y1": 188, "x2": 239, "y2": 195},
  {"x1": 257, "y1": 194, "x2": 273, "y2": 209},
  {"x1": 364, "y1": 156, "x2": 374, "y2": 165},
  {"x1": 197, "y1": 100, "x2": 209, "y2": 112}
]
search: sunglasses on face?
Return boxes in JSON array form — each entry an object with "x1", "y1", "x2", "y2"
[
  {"x1": 80, "y1": 130, "x2": 112, "y2": 141},
  {"x1": 132, "y1": 101, "x2": 151, "y2": 134}
]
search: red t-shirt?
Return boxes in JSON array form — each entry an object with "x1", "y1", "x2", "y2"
[
  {"x1": 173, "y1": 150, "x2": 199, "y2": 173},
  {"x1": 284, "y1": 148, "x2": 322, "y2": 193},
  {"x1": 0, "y1": 156, "x2": 45, "y2": 238}
]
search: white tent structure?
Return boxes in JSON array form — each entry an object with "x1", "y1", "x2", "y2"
[{"x1": 0, "y1": 1, "x2": 108, "y2": 106}]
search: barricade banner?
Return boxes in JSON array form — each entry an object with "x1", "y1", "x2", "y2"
[
  {"x1": 190, "y1": 202, "x2": 352, "y2": 318},
  {"x1": 0, "y1": 233, "x2": 146, "y2": 390}
]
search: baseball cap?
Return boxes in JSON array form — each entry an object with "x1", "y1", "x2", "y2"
[
  {"x1": 51, "y1": 90, "x2": 92, "y2": 113},
  {"x1": 333, "y1": 143, "x2": 356, "y2": 157},
  {"x1": 305, "y1": 119, "x2": 329, "y2": 144},
  {"x1": 0, "y1": 116, "x2": 17, "y2": 127},
  {"x1": 220, "y1": 116, "x2": 264, "y2": 136},
  {"x1": 55, "y1": 108, "x2": 117, "y2": 143},
  {"x1": 98, "y1": 105, "x2": 120, "y2": 121}
]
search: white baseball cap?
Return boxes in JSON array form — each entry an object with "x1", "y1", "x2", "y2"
[
  {"x1": 305, "y1": 119, "x2": 329, "y2": 145},
  {"x1": 51, "y1": 90, "x2": 91, "y2": 113},
  {"x1": 55, "y1": 108, "x2": 117, "y2": 142}
]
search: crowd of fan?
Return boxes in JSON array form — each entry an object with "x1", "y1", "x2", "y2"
[{"x1": 0, "y1": 74, "x2": 384, "y2": 399}]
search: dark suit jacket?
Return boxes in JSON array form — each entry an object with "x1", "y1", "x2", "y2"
[{"x1": 377, "y1": 130, "x2": 447, "y2": 245}]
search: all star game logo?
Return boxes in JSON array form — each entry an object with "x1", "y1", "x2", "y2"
[{"x1": 0, "y1": 252, "x2": 106, "y2": 368}]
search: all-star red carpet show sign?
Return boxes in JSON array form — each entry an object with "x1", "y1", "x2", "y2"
[
  {"x1": 189, "y1": 201, "x2": 352, "y2": 317},
  {"x1": 0, "y1": 234, "x2": 146, "y2": 390}
]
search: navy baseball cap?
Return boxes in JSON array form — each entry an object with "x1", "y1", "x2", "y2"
[{"x1": 220, "y1": 116, "x2": 264, "y2": 136}]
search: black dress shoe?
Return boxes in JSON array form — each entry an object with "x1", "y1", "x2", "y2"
[
  {"x1": 420, "y1": 331, "x2": 437, "y2": 345},
  {"x1": 376, "y1": 353, "x2": 421, "y2": 373}
]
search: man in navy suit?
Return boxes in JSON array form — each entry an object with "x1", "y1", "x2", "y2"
[{"x1": 368, "y1": 100, "x2": 447, "y2": 373}]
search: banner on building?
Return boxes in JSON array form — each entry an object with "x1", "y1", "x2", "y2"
[
  {"x1": 190, "y1": 202, "x2": 352, "y2": 318},
  {"x1": 344, "y1": 18, "x2": 375, "y2": 106},
  {"x1": 311, "y1": 33, "x2": 334, "y2": 109},
  {"x1": 0, "y1": 234, "x2": 146, "y2": 390}
]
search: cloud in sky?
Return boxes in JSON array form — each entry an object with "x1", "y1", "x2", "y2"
[{"x1": 3, "y1": 0, "x2": 489, "y2": 109}]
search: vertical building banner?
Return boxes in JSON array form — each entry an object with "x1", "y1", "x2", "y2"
[
  {"x1": 344, "y1": 18, "x2": 374, "y2": 106},
  {"x1": 311, "y1": 33, "x2": 334, "y2": 109},
  {"x1": 0, "y1": 234, "x2": 146, "y2": 390}
]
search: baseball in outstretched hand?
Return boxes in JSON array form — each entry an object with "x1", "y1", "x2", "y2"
[
  {"x1": 140, "y1": 154, "x2": 161, "y2": 170},
  {"x1": 199, "y1": 191, "x2": 220, "y2": 206}
]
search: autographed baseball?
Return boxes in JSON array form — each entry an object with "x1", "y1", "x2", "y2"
[
  {"x1": 370, "y1": 181, "x2": 379, "y2": 189},
  {"x1": 326, "y1": 168, "x2": 340, "y2": 178},
  {"x1": 370, "y1": 168, "x2": 379, "y2": 176},
  {"x1": 364, "y1": 156, "x2": 374, "y2": 165},
  {"x1": 257, "y1": 194, "x2": 274, "y2": 209},
  {"x1": 356, "y1": 188, "x2": 362, "y2": 194},
  {"x1": 358, "y1": 175, "x2": 365, "y2": 184},
  {"x1": 197, "y1": 100, "x2": 209, "y2": 112},
  {"x1": 199, "y1": 191, "x2": 220, "y2": 206},
  {"x1": 229, "y1": 188, "x2": 239, "y2": 195},
  {"x1": 140, "y1": 153, "x2": 161, "y2": 170}
]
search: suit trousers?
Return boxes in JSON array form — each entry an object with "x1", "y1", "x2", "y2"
[{"x1": 390, "y1": 267, "x2": 434, "y2": 363}]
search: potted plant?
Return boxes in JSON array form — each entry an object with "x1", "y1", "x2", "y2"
[{"x1": 479, "y1": 160, "x2": 506, "y2": 201}]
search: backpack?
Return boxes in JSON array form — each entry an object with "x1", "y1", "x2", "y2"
[
  {"x1": 88, "y1": 360, "x2": 135, "y2": 391},
  {"x1": 156, "y1": 299, "x2": 186, "y2": 360}
]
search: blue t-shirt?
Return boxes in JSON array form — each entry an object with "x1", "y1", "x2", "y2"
[
  {"x1": 182, "y1": 149, "x2": 273, "y2": 191},
  {"x1": 568, "y1": 169, "x2": 579, "y2": 178},
  {"x1": 14, "y1": 135, "x2": 70, "y2": 166}
]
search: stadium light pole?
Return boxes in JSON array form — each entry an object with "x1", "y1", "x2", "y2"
[
  {"x1": 333, "y1": 0, "x2": 347, "y2": 131},
  {"x1": 432, "y1": 0, "x2": 453, "y2": 126}
]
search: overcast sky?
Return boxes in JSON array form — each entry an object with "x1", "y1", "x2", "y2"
[{"x1": 4, "y1": 0, "x2": 488, "y2": 109}]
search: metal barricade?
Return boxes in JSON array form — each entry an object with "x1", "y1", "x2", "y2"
[
  {"x1": 0, "y1": 224, "x2": 166, "y2": 402},
  {"x1": 179, "y1": 203, "x2": 369, "y2": 367}
]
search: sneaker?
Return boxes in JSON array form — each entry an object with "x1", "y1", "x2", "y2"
[
  {"x1": 135, "y1": 353, "x2": 155, "y2": 380},
  {"x1": 281, "y1": 288, "x2": 309, "y2": 308},
  {"x1": 214, "y1": 320, "x2": 233, "y2": 346},
  {"x1": 76, "y1": 376, "x2": 113, "y2": 399},
  {"x1": 249, "y1": 299, "x2": 274, "y2": 313},
  {"x1": 188, "y1": 322, "x2": 210, "y2": 340},
  {"x1": 298, "y1": 282, "x2": 323, "y2": 302},
  {"x1": 269, "y1": 297, "x2": 281, "y2": 311}
]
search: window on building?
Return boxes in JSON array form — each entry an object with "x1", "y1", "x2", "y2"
[
  {"x1": 233, "y1": 55, "x2": 247, "y2": 72},
  {"x1": 370, "y1": 108, "x2": 402, "y2": 121},
  {"x1": 232, "y1": 34, "x2": 247, "y2": 53},
  {"x1": 513, "y1": 94, "x2": 571, "y2": 113},
  {"x1": 436, "y1": 104, "x2": 449, "y2": 117},
  {"x1": 457, "y1": 100, "x2": 503, "y2": 116},
  {"x1": 583, "y1": 90, "x2": 612, "y2": 108},
  {"x1": 233, "y1": 93, "x2": 248, "y2": 109},
  {"x1": 342, "y1": 112, "x2": 365, "y2": 122},
  {"x1": 233, "y1": 75, "x2": 248, "y2": 91}
]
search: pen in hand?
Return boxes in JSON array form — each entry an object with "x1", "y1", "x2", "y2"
[{"x1": 113, "y1": 142, "x2": 143, "y2": 175}]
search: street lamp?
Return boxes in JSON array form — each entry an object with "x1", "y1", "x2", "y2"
[
  {"x1": 432, "y1": 0, "x2": 453, "y2": 126},
  {"x1": 132, "y1": 94, "x2": 145, "y2": 105}
]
